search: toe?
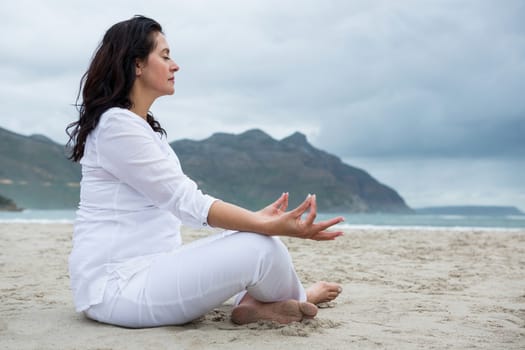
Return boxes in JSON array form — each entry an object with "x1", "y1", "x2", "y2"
[{"x1": 299, "y1": 302, "x2": 318, "y2": 318}]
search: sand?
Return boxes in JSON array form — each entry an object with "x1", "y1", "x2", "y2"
[{"x1": 1, "y1": 223, "x2": 524, "y2": 349}]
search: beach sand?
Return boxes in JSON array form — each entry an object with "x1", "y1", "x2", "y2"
[{"x1": 1, "y1": 223, "x2": 524, "y2": 349}]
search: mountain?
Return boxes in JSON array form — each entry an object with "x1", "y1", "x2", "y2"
[
  {"x1": 172, "y1": 129, "x2": 411, "y2": 212},
  {"x1": 416, "y1": 206, "x2": 524, "y2": 216},
  {"x1": 0, "y1": 127, "x2": 81, "y2": 208},
  {"x1": 0, "y1": 126, "x2": 411, "y2": 212}
]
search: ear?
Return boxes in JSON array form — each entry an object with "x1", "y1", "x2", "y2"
[{"x1": 135, "y1": 60, "x2": 144, "y2": 77}]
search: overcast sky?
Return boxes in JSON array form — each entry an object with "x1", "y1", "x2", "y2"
[{"x1": 1, "y1": 0, "x2": 524, "y2": 211}]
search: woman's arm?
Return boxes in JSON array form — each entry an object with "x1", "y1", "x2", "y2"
[{"x1": 207, "y1": 193, "x2": 344, "y2": 241}]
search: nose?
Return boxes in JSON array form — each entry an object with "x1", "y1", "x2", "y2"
[{"x1": 171, "y1": 61, "x2": 180, "y2": 72}]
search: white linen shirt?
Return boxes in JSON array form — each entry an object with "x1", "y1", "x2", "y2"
[{"x1": 68, "y1": 107, "x2": 217, "y2": 312}]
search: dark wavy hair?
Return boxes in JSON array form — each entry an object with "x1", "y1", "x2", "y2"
[{"x1": 66, "y1": 15, "x2": 167, "y2": 162}]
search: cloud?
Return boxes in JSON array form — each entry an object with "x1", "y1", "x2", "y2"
[{"x1": 312, "y1": 1, "x2": 525, "y2": 159}]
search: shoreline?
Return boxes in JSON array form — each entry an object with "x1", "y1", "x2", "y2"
[
  {"x1": 3, "y1": 210, "x2": 525, "y2": 230},
  {"x1": 1, "y1": 223, "x2": 524, "y2": 349},
  {"x1": 0, "y1": 218, "x2": 524, "y2": 232}
]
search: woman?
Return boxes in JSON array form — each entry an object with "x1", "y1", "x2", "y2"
[{"x1": 66, "y1": 15, "x2": 344, "y2": 328}]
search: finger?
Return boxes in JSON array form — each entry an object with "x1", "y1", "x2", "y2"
[
  {"x1": 316, "y1": 216, "x2": 344, "y2": 230},
  {"x1": 311, "y1": 230, "x2": 344, "y2": 241},
  {"x1": 271, "y1": 193, "x2": 286, "y2": 209},
  {"x1": 289, "y1": 194, "x2": 312, "y2": 217},
  {"x1": 304, "y1": 194, "x2": 318, "y2": 226},
  {"x1": 310, "y1": 217, "x2": 344, "y2": 237},
  {"x1": 280, "y1": 192, "x2": 289, "y2": 212}
]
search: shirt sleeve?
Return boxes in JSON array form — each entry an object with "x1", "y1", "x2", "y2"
[{"x1": 95, "y1": 112, "x2": 217, "y2": 228}]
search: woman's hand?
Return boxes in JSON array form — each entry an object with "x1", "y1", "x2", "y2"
[
  {"x1": 257, "y1": 192, "x2": 289, "y2": 218},
  {"x1": 207, "y1": 193, "x2": 344, "y2": 241},
  {"x1": 266, "y1": 194, "x2": 344, "y2": 241}
]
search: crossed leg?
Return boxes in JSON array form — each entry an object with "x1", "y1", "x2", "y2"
[{"x1": 231, "y1": 281, "x2": 342, "y2": 325}]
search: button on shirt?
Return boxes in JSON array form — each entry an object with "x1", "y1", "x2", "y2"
[{"x1": 68, "y1": 107, "x2": 217, "y2": 312}]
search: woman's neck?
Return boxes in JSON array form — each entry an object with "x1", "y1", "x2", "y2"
[
  {"x1": 129, "y1": 86, "x2": 155, "y2": 120},
  {"x1": 129, "y1": 104, "x2": 150, "y2": 120}
]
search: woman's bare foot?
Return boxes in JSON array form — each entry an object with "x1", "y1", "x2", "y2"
[
  {"x1": 231, "y1": 295, "x2": 318, "y2": 325},
  {"x1": 306, "y1": 281, "x2": 343, "y2": 305}
]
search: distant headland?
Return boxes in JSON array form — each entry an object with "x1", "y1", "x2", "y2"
[
  {"x1": 416, "y1": 206, "x2": 524, "y2": 216},
  {"x1": 0, "y1": 193, "x2": 22, "y2": 212}
]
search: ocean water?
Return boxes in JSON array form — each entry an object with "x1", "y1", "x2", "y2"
[
  {"x1": 316, "y1": 213, "x2": 525, "y2": 230},
  {"x1": 1, "y1": 209, "x2": 525, "y2": 230},
  {"x1": 0, "y1": 209, "x2": 76, "y2": 223}
]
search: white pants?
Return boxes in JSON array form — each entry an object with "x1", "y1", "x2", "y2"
[{"x1": 84, "y1": 231, "x2": 306, "y2": 328}]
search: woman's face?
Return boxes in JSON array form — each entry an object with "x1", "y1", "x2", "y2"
[{"x1": 137, "y1": 32, "x2": 180, "y2": 98}]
